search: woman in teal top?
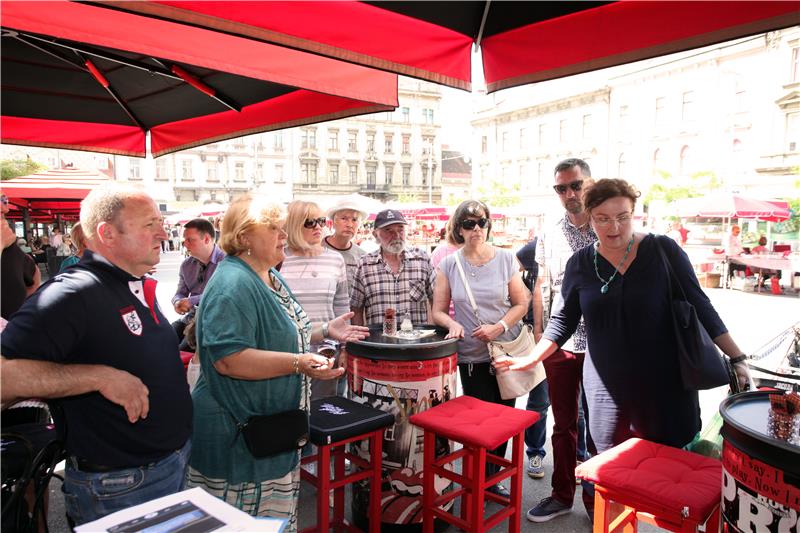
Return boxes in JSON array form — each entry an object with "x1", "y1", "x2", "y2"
[
  {"x1": 186, "y1": 195, "x2": 368, "y2": 530},
  {"x1": 58, "y1": 222, "x2": 87, "y2": 272}
]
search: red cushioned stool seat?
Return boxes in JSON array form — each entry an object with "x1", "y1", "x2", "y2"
[
  {"x1": 409, "y1": 395, "x2": 539, "y2": 533},
  {"x1": 576, "y1": 438, "x2": 722, "y2": 532}
]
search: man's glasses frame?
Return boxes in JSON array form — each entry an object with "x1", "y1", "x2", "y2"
[
  {"x1": 460, "y1": 217, "x2": 489, "y2": 230},
  {"x1": 303, "y1": 217, "x2": 327, "y2": 229},
  {"x1": 553, "y1": 180, "x2": 584, "y2": 195}
]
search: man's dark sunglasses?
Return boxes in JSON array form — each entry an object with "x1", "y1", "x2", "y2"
[
  {"x1": 303, "y1": 217, "x2": 327, "y2": 229},
  {"x1": 460, "y1": 218, "x2": 489, "y2": 230},
  {"x1": 553, "y1": 180, "x2": 584, "y2": 195}
]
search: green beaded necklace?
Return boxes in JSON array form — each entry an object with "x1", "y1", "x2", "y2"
[{"x1": 593, "y1": 236, "x2": 634, "y2": 294}]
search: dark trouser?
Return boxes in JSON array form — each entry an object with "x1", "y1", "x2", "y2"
[
  {"x1": 525, "y1": 379, "x2": 549, "y2": 458},
  {"x1": 458, "y1": 362, "x2": 515, "y2": 477},
  {"x1": 542, "y1": 349, "x2": 596, "y2": 510}
]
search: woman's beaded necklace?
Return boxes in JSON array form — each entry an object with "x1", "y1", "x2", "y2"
[{"x1": 593, "y1": 236, "x2": 634, "y2": 294}]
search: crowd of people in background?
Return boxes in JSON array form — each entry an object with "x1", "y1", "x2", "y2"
[{"x1": 0, "y1": 157, "x2": 755, "y2": 531}]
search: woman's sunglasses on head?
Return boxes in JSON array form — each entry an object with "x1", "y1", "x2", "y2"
[
  {"x1": 460, "y1": 218, "x2": 489, "y2": 230},
  {"x1": 553, "y1": 180, "x2": 583, "y2": 195},
  {"x1": 303, "y1": 217, "x2": 327, "y2": 229}
]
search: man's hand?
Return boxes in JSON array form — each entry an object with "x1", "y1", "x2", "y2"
[
  {"x1": 472, "y1": 323, "x2": 503, "y2": 343},
  {"x1": 173, "y1": 298, "x2": 192, "y2": 314},
  {"x1": 96, "y1": 368, "x2": 150, "y2": 423}
]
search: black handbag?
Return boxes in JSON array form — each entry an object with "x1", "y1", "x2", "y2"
[
  {"x1": 654, "y1": 236, "x2": 730, "y2": 390},
  {"x1": 235, "y1": 409, "x2": 309, "y2": 459}
]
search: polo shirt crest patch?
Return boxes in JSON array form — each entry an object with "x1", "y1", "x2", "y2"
[{"x1": 120, "y1": 306, "x2": 143, "y2": 336}]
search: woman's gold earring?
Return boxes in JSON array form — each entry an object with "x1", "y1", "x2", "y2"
[{"x1": 247, "y1": 248, "x2": 252, "y2": 256}]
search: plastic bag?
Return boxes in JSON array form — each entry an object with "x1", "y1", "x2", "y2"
[{"x1": 686, "y1": 411, "x2": 724, "y2": 459}]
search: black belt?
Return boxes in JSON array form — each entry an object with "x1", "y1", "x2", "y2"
[{"x1": 68, "y1": 453, "x2": 168, "y2": 473}]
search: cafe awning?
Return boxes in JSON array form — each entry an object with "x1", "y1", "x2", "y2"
[{"x1": 1, "y1": 167, "x2": 112, "y2": 220}]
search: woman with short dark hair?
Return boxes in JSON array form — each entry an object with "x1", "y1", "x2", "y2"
[{"x1": 497, "y1": 179, "x2": 751, "y2": 453}]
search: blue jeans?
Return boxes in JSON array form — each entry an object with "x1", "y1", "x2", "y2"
[
  {"x1": 63, "y1": 440, "x2": 191, "y2": 525},
  {"x1": 524, "y1": 379, "x2": 549, "y2": 458},
  {"x1": 577, "y1": 384, "x2": 588, "y2": 461}
]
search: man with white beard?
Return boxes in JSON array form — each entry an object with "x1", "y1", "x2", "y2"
[{"x1": 350, "y1": 209, "x2": 435, "y2": 327}]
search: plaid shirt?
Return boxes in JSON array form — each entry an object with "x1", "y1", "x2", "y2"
[{"x1": 350, "y1": 247, "x2": 435, "y2": 326}]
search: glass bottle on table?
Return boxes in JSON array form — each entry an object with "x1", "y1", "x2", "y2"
[{"x1": 400, "y1": 312, "x2": 413, "y2": 333}]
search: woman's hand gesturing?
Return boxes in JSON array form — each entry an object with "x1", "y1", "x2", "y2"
[{"x1": 327, "y1": 312, "x2": 370, "y2": 342}]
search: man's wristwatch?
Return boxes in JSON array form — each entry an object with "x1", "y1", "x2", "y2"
[
  {"x1": 728, "y1": 354, "x2": 748, "y2": 365},
  {"x1": 321, "y1": 322, "x2": 330, "y2": 338}
]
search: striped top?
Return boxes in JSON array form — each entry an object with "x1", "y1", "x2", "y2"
[{"x1": 281, "y1": 248, "x2": 349, "y2": 336}]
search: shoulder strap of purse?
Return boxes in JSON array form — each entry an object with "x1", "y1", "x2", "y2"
[
  {"x1": 653, "y1": 234, "x2": 688, "y2": 302},
  {"x1": 454, "y1": 251, "x2": 482, "y2": 324}
]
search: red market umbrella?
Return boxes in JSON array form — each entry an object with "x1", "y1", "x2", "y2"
[
  {"x1": 105, "y1": 1, "x2": 799, "y2": 93},
  {"x1": 1, "y1": 167, "x2": 112, "y2": 220},
  {"x1": 1, "y1": 1, "x2": 397, "y2": 158},
  {"x1": 674, "y1": 195, "x2": 791, "y2": 222}
]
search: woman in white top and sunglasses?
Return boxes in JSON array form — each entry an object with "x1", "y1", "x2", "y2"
[
  {"x1": 496, "y1": 179, "x2": 751, "y2": 454},
  {"x1": 432, "y1": 199, "x2": 529, "y2": 498},
  {"x1": 281, "y1": 201, "x2": 350, "y2": 400}
]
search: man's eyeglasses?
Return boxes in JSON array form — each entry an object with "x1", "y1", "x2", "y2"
[
  {"x1": 460, "y1": 218, "x2": 489, "y2": 230},
  {"x1": 303, "y1": 217, "x2": 327, "y2": 229},
  {"x1": 592, "y1": 213, "x2": 633, "y2": 228},
  {"x1": 552, "y1": 180, "x2": 583, "y2": 195},
  {"x1": 0, "y1": 196, "x2": 8, "y2": 206}
]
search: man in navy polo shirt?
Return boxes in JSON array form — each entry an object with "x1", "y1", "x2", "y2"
[{"x1": 1, "y1": 184, "x2": 192, "y2": 525}]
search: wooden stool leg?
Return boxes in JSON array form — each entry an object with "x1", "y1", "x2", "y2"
[
  {"x1": 318, "y1": 444, "x2": 331, "y2": 533},
  {"x1": 509, "y1": 432, "x2": 524, "y2": 533},
  {"x1": 704, "y1": 505, "x2": 720, "y2": 533},
  {"x1": 332, "y1": 443, "x2": 345, "y2": 528},
  {"x1": 473, "y1": 446, "x2": 486, "y2": 533},
  {"x1": 595, "y1": 487, "x2": 610, "y2": 533},
  {"x1": 422, "y1": 430, "x2": 436, "y2": 533},
  {"x1": 369, "y1": 430, "x2": 383, "y2": 533},
  {"x1": 461, "y1": 444, "x2": 473, "y2": 523}
]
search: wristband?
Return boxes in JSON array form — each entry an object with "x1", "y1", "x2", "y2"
[
  {"x1": 728, "y1": 354, "x2": 748, "y2": 365},
  {"x1": 498, "y1": 319, "x2": 509, "y2": 333},
  {"x1": 293, "y1": 354, "x2": 300, "y2": 374},
  {"x1": 321, "y1": 322, "x2": 330, "y2": 338}
]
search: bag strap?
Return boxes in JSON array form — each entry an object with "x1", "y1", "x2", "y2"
[
  {"x1": 454, "y1": 251, "x2": 483, "y2": 324},
  {"x1": 652, "y1": 234, "x2": 688, "y2": 302}
]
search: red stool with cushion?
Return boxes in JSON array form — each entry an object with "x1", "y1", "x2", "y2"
[
  {"x1": 409, "y1": 395, "x2": 539, "y2": 533},
  {"x1": 300, "y1": 396, "x2": 394, "y2": 533},
  {"x1": 576, "y1": 438, "x2": 722, "y2": 533}
]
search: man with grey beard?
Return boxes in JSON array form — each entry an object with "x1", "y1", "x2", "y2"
[{"x1": 350, "y1": 209, "x2": 435, "y2": 327}]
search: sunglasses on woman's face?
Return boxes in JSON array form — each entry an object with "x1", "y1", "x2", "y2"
[
  {"x1": 552, "y1": 180, "x2": 583, "y2": 195},
  {"x1": 460, "y1": 218, "x2": 489, "y2": 230},
  {"x1": 303, "y1": 217, "x2": 327, "y2": 229}
]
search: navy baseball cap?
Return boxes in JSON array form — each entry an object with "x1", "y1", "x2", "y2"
[{"x1": 374, "y1": 209, "x2": 408, "y2": 229}]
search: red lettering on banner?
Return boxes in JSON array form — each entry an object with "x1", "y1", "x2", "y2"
[{"x1": 722, "y1": 442, "x2": 800, "y2": 510}]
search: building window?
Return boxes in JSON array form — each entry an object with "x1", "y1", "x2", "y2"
[
  {"x1": 501, "y1": 131, "x2": 509, "y2": 152},
  {"x1": 366, "y1": 165, "x2": 377, "y2": 187},
  {"x1": 274, "y1": 133, "x2": 284, "y2": 150},
  {"x1": 349, "y1": 164, "x2": 358, "y2": 184},
  {"x1": 384, "y1": 133, "x2": 394, "y2": 154},
  {"x1": 519, "y1": 163, "x2": 528, "y2": 182},
  {"x1": 155, "y1": 159, "x2": 168, "y2": 181},
  {"x1": 559, "y1": 119, "x2": 569, "y2": 143},
  {"x1": 681, "y1": 91, "x2": 695, "y2": 122},
  {"x1": 348, "y1": 131, "x2": 358, "y2": 152},
  {"x1": 130, "y1": 160, "x2": 141, "y2": 180},
  {"x1": 274, "y1": 164, "x2": 284, "y2": 183},
  {"x1": 301, "y1": 129, "x2": 316, "y2": 149},
  {"x1": 538, "y1": 123, "x2": 547, "y2": 145},
  {"x1": 422, "y1": 136, "x2": 433, "y2": 157},
  {"x1": 401, "y1": 107, "x2": 410, "y2": 123},
  {"x1": 367, "y1": 132, "x2": 376, "y2": 152},
  {"x1": 402, "y1": 134, "x2": 411, "y2": 155},
  {"x1": 792, "y1": 47, "x2": 800, "y2": 83},
  {"x1": 652, "y1": 148, "x2": 663, "y2": 176},
  {"x1": 402, "y1": 165, "x2": 411, "y2": 186},
  {"x1": 329, "y1": 163, "x2": 339, "y2": 184},
  {"x1": 519, "y1": 128, "x2": 528, "y2": 151},
  {"x1": 786, "y1": 112, "x2": 799, "y2": 152},
  {"x1": 422, "y1": 108, "x2": 434, "y2": 124},
  {"x1": 421, "y1": 165, "x2": 428, "y2": 186},
  {"x1": 234, "y1": 162, "x2": 245, "y2": 182},
  {"x1": 302, "y1": 162, "x2": 318, "y2": 184},
  {"x1": 655, "y1": 97, "x2": 666, "y2": 126},
  {"x1": 617, "y1": 153, "x2": 626, "y2": 178},
  {"x1": 537, "y1": 160, "x2": 547, "y2": 186},
  {"x1": 582, "y1": 114, "x2": 592, "y2": 140},
  {"x1": 255, "y1": 162, "x2": 264, "y2": 183},
  {"x1": 481, "y1": 135, "x2": 487, "y2": 154},
  {"x1": 384, "y1": 165, "x2": 394, "y2": 185},
  {"x1": 679, "y1": 145, "x2": 690, "y2": 175},
  {"x1": 207, "y1": 162, "x2": 218, "y2": 182},
  {"x1": 328, "y1": 130, "x2": 339, "y2": 151}
]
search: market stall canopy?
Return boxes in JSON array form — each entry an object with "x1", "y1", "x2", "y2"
[
  {"x1": 165, "y1": 202, "x2": 228, "y2": 225},
  {"x1": 1, "y1": 167, "x2": 111, "y2": 220},
  {"x1": 100, "y1": 1, "x2": 799, "y2": 93},
  {"x1": 0, "y1": 1, "x2": 398, "y2": 157},
  {"x1": 673, "y1": 194, "x2": 791, "y2": 222}
]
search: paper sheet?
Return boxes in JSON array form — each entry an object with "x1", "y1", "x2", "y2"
[{"x1": 383, "y1": 329, "x2": 437, "y2": 340}]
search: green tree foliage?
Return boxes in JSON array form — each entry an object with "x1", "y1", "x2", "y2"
[
  {"x1": 395, "y1": 192, "x2": 419, "y2": 203},
  {"x1": 644, "y1": 170, "x2": 722, "y2": 207},
  {"x1": 476, "y1": 179, "x2": 522, "y2": 207},
  {"x1": 1, "y1": 158, "x2": 43, "y2": 181}
]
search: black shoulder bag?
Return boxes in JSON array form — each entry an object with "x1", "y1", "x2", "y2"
[{"x1": 653, "y1": 236, "x2": 731, "y2": 390}]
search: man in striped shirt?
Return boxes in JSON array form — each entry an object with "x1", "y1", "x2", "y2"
[{"x1": 350, "y1": 209, "x2": 435, "y2": 327}]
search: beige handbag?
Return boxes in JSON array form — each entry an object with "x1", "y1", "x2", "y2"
[{"x1": 454, "y1": 252, "x2": 546, "y2": 400}]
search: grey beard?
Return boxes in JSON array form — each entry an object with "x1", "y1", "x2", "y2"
[{"x1": 382, "y1": 241, "x2": 405, "y2": 254}]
